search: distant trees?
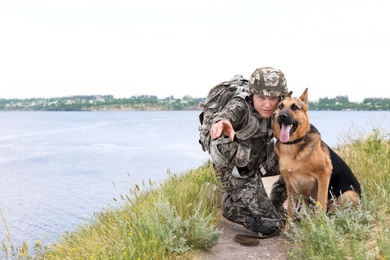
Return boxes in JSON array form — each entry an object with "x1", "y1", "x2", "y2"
[
  {"x1": 0, "y1": 95, "x2": 389, "y2": 111},
  {"x1": 362, "y1": 98, "x2": 390, "y2": 110},
  {"x1": 309, "y1": 96, "x2": 390, "y2": 110}
]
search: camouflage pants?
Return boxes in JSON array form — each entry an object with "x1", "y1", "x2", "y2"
[
  {"x1": 259, "y1": 148, "x2": 288, "y2": 213},
  {"x1": 213, "y1": 164, "x2": 287, "y2": 233}
]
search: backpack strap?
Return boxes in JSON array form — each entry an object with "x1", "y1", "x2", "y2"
[
  {"x1": 235, "y1": 109, "x2": 259, "y2": 140},
  {"x1": 234, "y1": 94, "x2": 260, "y2": 140}
]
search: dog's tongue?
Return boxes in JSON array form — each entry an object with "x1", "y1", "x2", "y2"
[{"x1": 280, "y1": 123, "x2": 292, "y2": 143}]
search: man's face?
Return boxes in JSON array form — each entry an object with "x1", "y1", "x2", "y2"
[{"x1": 252, "y1": 94, "x2": 280, "y2": 118}]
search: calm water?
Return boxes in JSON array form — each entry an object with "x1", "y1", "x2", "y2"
[{"x1": 0, "y1": 110, "x2": 389, "y2": 249}]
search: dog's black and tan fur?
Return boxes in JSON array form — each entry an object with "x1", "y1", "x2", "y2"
[{"x1": 273, "y1": 88, "x2": 361, "y2": 217}]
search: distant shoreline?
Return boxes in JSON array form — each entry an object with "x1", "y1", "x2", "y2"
[{"x1": 1, "y1": 95, "x2": 389, "y2": 111}]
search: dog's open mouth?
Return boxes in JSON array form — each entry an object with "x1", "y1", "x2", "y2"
[{"x1": 279, "y1": 122, "x2": 298, "y2": 143}]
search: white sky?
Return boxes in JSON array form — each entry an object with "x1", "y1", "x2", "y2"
[{"x1": 0, "y1": 0, "x2": 389, "y2": 102}]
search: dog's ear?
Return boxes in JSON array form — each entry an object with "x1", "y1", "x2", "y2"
[
  {"x1": 299, "y1": 88, "x2": 308, "y2": 104},
  {"x1": 287, "y1": 91, "x2": 293, "y2": 98}
]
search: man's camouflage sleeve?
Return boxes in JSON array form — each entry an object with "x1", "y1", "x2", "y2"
[{"x1": 212, "y1": 97, "x2": 249, "y2": 130}]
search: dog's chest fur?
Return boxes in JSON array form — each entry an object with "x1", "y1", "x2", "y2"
[{"x1": 276, "y1": 139, "x2": 331, "y2": 199}]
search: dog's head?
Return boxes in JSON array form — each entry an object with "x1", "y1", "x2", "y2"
[{"x1": 273, "y1": 88, "x2": 310, "y2": 143}]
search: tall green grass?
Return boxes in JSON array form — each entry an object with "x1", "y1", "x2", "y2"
[
  {"x1": 2, "y1": 163, "x2": 222, "y2": 259},
  {"x1": 286, "y1": 128, "x2": 390, "y2": 259}
]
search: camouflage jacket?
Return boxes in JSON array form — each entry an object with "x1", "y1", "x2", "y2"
[{"x1": 210, "y1": 96, "x2": 277, "y2": 177}]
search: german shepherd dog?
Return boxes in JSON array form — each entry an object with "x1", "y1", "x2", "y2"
[{"x1": 273, "y1": 88, "x2": 361, "y2": 217}]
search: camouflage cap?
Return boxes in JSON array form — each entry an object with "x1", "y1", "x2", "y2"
[{"x1": 248, "y1": 67, "x2": 288, "y2": 97}]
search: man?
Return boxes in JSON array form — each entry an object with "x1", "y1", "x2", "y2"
[{"x1": 210, "y1": 67, "x2": 287, "y2": 237}]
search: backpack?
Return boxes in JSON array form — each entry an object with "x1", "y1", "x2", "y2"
[{"x1": 198, "y1": 74, "x2": 255, "y2": 154}]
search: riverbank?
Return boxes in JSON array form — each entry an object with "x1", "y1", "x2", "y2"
[{"x1": 2, "y1": 128, "x2": 389, "y2": 259}]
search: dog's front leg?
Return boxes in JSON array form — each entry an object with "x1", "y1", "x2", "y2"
[
  {"x1": 287, "y1": 192, "x2": 294, "y2": 218},
  {"x1": 285, "y1": 183, "x2": 298, "y2": 218},
  {"x1": 316, "y1": 173, "x2": 330, "y2": 212}
]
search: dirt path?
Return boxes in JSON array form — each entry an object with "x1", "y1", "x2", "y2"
[{"x1": 199, "y1": 176, "x2": 290, "y2": 260}]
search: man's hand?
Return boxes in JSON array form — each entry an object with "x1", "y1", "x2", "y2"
[{"x1": 210, "y1": 120, "x2": 235, "y2": 141}]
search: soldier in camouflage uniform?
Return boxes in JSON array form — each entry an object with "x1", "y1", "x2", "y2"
[{"x1": 210, "y1": 67, "x2": 288, "y2": 237}]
